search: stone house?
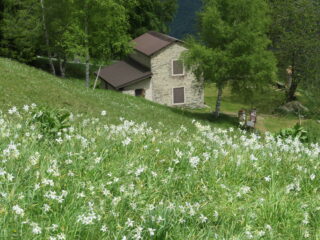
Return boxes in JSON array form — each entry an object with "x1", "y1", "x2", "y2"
[{"x1": 97, "y1": 31, "x2": 204, "y2": 108}]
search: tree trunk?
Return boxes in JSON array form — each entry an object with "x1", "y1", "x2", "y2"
[
  {"x1": 285, "y1": 54, "x2": 298, "y2": 102},
  {"x1": 214, "y1": 86, "x2": 223, "y2": 118},
  {"x1": 58, "y1": 56, "x2": 66, "y2": 78},
  {"x1": 40, "y1": 0, "x2": 56, "y2": 75},
  {"x1": 85, "y1": 54, "x2": 90, "y2": 88},
  {"x1": 286, "y1": 81, "x2": 298, "y2": 102},
  {"x1": 84, "y1": 15, "x2": 90, "y2": 88}
]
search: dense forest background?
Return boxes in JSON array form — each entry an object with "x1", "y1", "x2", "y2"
[
  {"x1": 170, "y1": 0, "x2": 202, "y2": 38},
  {"x1": 0, "y1": 0, "x2": 319, "y2": 117}
]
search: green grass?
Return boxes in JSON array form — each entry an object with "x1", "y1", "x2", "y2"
[
  {"x1": 0, "y1": 58, "x2": 235, "y2": 131},
  {"x1": 1, "y1": 102, "x2": 320, "y2": 239},
  {"x1": 2, "y1": 57, "x2": 309, "y2": 133},
  {"x1": 198, "y1": 83, "x2": 308, "y2": 132},
  {"x1": 1, "y1": 57, "x2": 320, "y2": 239}
]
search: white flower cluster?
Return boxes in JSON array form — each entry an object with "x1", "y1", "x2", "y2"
[{"x1": 0, "y1": 105, "x2": 319, "y2": 239}]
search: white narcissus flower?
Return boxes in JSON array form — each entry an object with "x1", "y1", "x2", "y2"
[
  {"x1": 12, "y1": 205, "x2": 24, "y2": 216},
  {"x1": 199, "y1": 214, "x2": 208, "y2": 223},
  {"x1": 31, "y1": 223, "x2": 42, "y2": 234},
  {"x1": 264, "y1": 176, "x2": 271, "y2": 182},
  {"x1": 126, "y1": 218, "x2": 134, "y2": 227},
  {"x1": 8, "y1": 106, "x2": 18, "y2": 115},
  {"x1": 148, "y1": 228, "x2": 156, "y2": 236},
  {"x1": 100, "y1": 225, "x2": 108, "y2": 232},
  {"x1": 189, "y1": 156, "x2": 200, "y2": 168},
  {"x1": 43, "y1": 204, "x2": 51, "y2": 212},
  {"x1": 122, "y1": 137, "x2": 132, "y2": 146},
  {"x1": 23, "y1": 105, "x2": 29, "y2": 111},
  {"x1": 57, "y1": 233, "x2": 66, "y2": 240}
]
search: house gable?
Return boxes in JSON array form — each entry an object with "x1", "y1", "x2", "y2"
[
  {"x1": 129, "y1": 50, "x2": 150, "y2": 68},
  {"x1": 132, "y1": 31, "x2": 182, "y2": 57},
  {"x1": 150, "y1": 42, "x2": 204, "y2": 108},
  {"x1": 97, "y1": 31, "x2": 204, "y2": 108}
]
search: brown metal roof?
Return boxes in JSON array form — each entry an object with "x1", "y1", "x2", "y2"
[
  {"x1": 133, "y1": 31, "x2": 183, "y2": 56},
  {"x1": 97, "y1": 59, "x2": 152, "y2": 89}
]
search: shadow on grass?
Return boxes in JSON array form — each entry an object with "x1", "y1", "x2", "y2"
[{"x1": 169, "y1": 107, "x2": 239, "y2": 128}]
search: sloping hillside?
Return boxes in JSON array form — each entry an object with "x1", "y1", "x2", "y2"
[
  {"x1": 0, "y1": 58, "x2": 234, "y2": 130},
  {"x1": 1, "y1": 58, "x2": 320, "y2": 239}
]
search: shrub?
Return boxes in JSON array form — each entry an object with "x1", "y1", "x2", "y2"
[
  {"x1": 274, "y1": 123, "x2": 308, "y2": 143},
  {"x1": 302, "y1": 120, "x2": 320, "y2": 143},
  {"x1": 29, "y1": 107, "x2": 70, "y2": 139}
]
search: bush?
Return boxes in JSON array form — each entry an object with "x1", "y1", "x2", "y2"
[
  {"x1": 30, "y1": 57, "x2": 100, "y2": 79},
  {"x1": 274, "y1": 123, "x2": 308, "y2": 143},
  {"x1": 29, "y1": 107, "x2": 71, "y2": 139},
  {"x1": 302, "y1": 120, "x2": 320, "y2": 143}
]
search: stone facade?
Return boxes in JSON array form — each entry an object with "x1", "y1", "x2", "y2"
[
  {"x1": 150, "y1": 43, "x2": 204, "y2": 108},
  {"x1": 122, "y1": 78, "x2": 152, "y2": 100},
  {"x1": 104, "y1": 42, "x2": 204, "y2": 108}
]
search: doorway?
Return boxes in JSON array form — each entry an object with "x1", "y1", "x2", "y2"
[{"x1": 135, "y1": 89, "x2": 145, "y2": 98}]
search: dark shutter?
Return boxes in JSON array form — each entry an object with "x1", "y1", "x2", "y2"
[
  {"x1": 173, "y1": 87, "x2": 184, "y2": 104},
  {"x1": 172, "y1": 60, "x2": 184, "y2": 75}
]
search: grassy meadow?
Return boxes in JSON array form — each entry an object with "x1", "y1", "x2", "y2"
[
  {"x1": 1, "y1": 58, "x2": 320, "y2": 239},
  {"x1": 0, "y1": 58, "x2": 236, "y2": 131}
]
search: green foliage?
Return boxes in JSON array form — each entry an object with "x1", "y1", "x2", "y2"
[
  {"x1": 268, "y1": 0, "x2": 320, "y2": 102},
  {"x1": 125, "y1": 0, "x2": 178, "y2": 38},
  {"x1": 183, "y1": 0, "x2": 277, "y2": 115},
  {"x1": 43, "y1": 0, "x2": 73, "y2": 61},
  {"x1": 29, "y1": 107, "x2": 70, "y2": 139},
  {"x1": 299, "y1": 83, "x2": 320, "y2": 119},
  {"x1": 62, "y1": 0, "x2": 132, "y2": 62},
  {"x1": 61, "y1": 0, "x2": 132, "y2": 85},
  {"x1": 0, "y1": 0, "x2": 41, "y2": 62},
  {"x1": 275, "y1": 123, "x2": 308, "y2": 143},
  {"x1": 31, "y1": 57, "x2": 100, "y2": 79},
  {"x1": 302, "y1": 121, "x2": 320, "y2": 143}
]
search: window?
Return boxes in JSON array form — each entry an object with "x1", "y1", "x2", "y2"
[
  {"x1": 173, "y1": 87, "x2": 185, "y2": 104},
  {"x1": 172, "y1": 60, "x2": 184, "y2": 76},
  {"x1": 135, "y1": 89, "x2": 145, "y2": 98}
]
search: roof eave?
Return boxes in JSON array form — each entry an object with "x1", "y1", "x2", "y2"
[
  {"x1": 133, "y1": 48, "x2": 152, "y2": 57},
  {"x1": 98, "y1": 76, "x2": 117, "y2": 89},
  {"x1": 149, "y1": 40, "x2": 185, "y2": 57},
  {"x1": 133, "y1": 39, "x2": 185, "y2": 57},
  {"x1": 116, "y1": 73, "x2": 152, "y2": 89}
]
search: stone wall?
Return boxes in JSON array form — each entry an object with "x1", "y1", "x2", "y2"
[
  {"x1": 150, "y1": 43, "x2": 204, "y2": 108},
  {"x1": 122, "y1": 78, "x2": 153, "y2": 101}
]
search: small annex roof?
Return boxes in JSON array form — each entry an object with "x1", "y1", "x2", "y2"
[
  {"x1": 133, "y1": 31, "x2": 183, "y2": 56},
  {"x1": 97, "y1": 59, "x2": 152, "y2": 89}
]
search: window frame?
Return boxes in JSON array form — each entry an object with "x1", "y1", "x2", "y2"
[
  {"x1": 171, "y1": 59, "x2": 185, "y2": 76},
  {"x1": 172, "y1": 87, "x2": 185, "y2": 105}
]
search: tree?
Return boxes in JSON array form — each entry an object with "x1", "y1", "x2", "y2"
[
  {"x1": 125, "y1": 0, "x2": 177, "y2": 38},
  {"x1": 0, "y1": 0, "x2": 41, "y2": 63},
  {"x1": 268, "y1": 0, "x2": 320, "y2": 102},
  {"x1": 40, "y1": 0, "x2": 56, "y2": 75},
  {"x1": 183, "y1": 0, "x2": 277, "y2": 117},
  {"x1": 62, "y1": 0, "x2": 132, "y2": 87},
  {"x1": 0, "y1": 0, "x2": 4, "y2": 42},
  {"x1": 45, "y1": 0, "x2": 73, "y2": 77}
]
